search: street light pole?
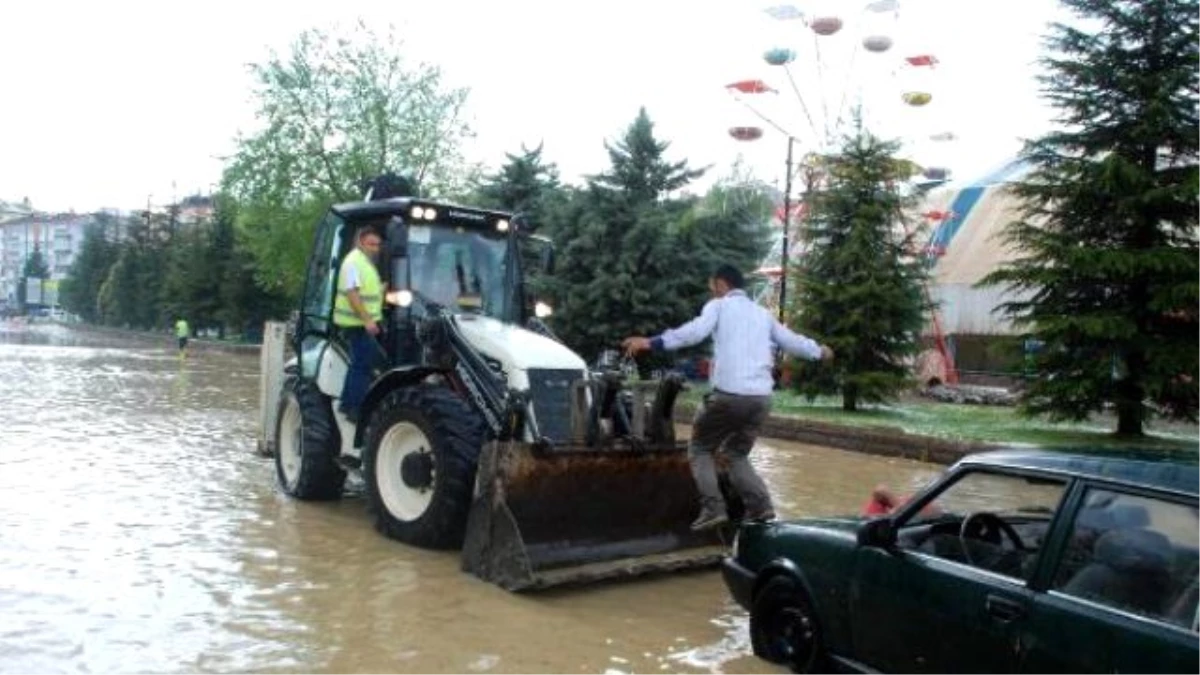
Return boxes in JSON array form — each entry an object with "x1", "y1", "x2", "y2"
[{"x1": 778, "y1": 136, "x2": 795, "y2": 323}]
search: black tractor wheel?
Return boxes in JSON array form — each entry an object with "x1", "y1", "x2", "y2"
[
  {"x1": 750, "y1": 576, "x2": 826, "y2": 673},
  {"x1": 274, "y1": 375, "x2": 346, "y2": 500},
  {"x1": 362, "y1": 385, "x2": 485, "y2": 549}
]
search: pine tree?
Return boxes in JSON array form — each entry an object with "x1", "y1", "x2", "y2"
[
  {"x1": 792, "y1": 126, "x2": 930, "y2": 411},
  {"x1": 60, "y1": 219, "x2": 119, "y2": 322},
  {"x1": 979, "y1": 0, "x2": 1199, "y2": 435},
  {"x1": 476, "y1": 143, "x2": 564, "y2": 231},
  {"x1": 550, "y1": 108, "x2": 706, "y2": 361}
]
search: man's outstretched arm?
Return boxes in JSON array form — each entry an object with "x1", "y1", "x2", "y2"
[
  {"x1": 771, "y1": 321, "x2": 833, "y2": 361},
  {"x1": 622, "y1": 299, "x2": 720, "y2": 355}
]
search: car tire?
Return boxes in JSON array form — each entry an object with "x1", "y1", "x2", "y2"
[{"x1": 750, "y1": 576, "x2": 826, "y2": 674}]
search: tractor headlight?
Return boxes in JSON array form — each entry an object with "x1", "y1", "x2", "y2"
[
  {"x1": 410, "y1": 205, "x2": 437, "y2": 220},
  {"x1": 386, "y1": 289, "x2": 414, "y2": 307},
  {"x1": 534, "y1": 301, "x2": 553, "y2": 318},
  {"x1": 496, "y1": 219, "x2": 510, "y2": 232}
]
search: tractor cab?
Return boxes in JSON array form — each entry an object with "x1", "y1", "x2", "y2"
[{"x1": 294, "y1": 198, "x2": 555, "y2": 378}]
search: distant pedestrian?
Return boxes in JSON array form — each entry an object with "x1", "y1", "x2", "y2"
[
  {"x1": 622, "y1": 263, "x2": 834, "y2": 531},
  {"x1": 175, "y1": 317, "x2": 190, "y2": 355}
]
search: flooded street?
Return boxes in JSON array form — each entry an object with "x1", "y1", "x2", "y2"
[{"x1": 0, "y1": 323, "x2": 943, "y2": 674}]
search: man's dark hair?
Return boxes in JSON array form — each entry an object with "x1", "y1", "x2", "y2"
[
  {"x1": 712, "y1": 264, "x2": 745, "y2": 289},
  {"x1": 357, "y1": 227, "x2": 381, "y2": 242}
]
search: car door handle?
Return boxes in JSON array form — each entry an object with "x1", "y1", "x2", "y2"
[{"x1": 985, "y1": 595, "x2": 1026, "y2": 623}]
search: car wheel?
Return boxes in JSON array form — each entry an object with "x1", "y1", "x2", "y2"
[{"x1": 750, "y1": 576, "x2": 825, "y2": 674}]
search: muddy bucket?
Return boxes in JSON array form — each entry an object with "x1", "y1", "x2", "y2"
[{"x1": 461, "y1": 439, "x2": 731, "y2": 591}]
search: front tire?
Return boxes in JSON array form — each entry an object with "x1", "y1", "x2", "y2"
[
  {"x1": 750, "y1": 576, "x2": 826, "y2": 673},
  {"x1": 275, "y1": 375, "x2": 346, "y2": 500},
  {"x1": 362, "y1": 386, "x2": 485, "y2": 549}
]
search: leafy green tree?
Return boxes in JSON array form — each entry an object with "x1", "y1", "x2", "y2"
[
  {"x1": 791, "y1": 126, "x2": 930, "y2": 411},
  {"x1": 222, "y1": 21, "x2": 474, "y2": 302},
  {"x1": 674, "y1": 168, "x2": 777, "y2": 300},
  {"x1": 214, "y1": 197, "x2": 291, "y2": 339},
  {"x1": 979, "y1": 0, "x2": 1198, "y2": 435}
]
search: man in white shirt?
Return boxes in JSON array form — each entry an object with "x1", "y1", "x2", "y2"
[{"x1": 623, "y1": 264, "x2": 834, "y2": 531}]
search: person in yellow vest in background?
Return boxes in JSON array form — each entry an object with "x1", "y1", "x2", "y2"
[
  {"x1": 174, "y1": 317, "x2": 190, "y2": 355},
  {"x1": 334, "y1": 227, "x2": 384, "y2": 423}
]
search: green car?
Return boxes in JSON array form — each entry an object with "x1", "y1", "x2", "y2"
[{"x1": 722, "y1": 449, "x2": 1199, "y2": 673}]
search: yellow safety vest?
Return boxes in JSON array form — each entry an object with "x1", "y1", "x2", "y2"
[{"x1": 334, "y1": 248, "x2": 383, "y2": 327}]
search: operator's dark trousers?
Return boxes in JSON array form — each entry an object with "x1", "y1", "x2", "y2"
[
  {"x1": 339, "y1": 327, "x2": 378, "y2": 415},
  {"x1": 689, "y1": 391, "x2": 774, "y2": 516}
]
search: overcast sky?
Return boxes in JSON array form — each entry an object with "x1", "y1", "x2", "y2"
[{"x1": 0, "y1": 0, "x2": 1068, "y2": 214}]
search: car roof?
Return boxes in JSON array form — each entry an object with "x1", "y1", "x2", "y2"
[{"x1": 960, "y1": 448, "x2": 1199, "y2": 498}]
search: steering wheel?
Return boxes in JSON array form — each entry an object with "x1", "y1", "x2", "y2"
[{"x1": 959, "y1": 512, "x2": 1025, "y2": 565}]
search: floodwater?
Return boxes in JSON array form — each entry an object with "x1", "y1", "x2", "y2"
[{"x1": 0, "y1": 322, "x2": 944, "y2": 674}]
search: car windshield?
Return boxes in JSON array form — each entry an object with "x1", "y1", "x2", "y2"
[{"x1": 405, "y1": 224, "x2": 514, "y2": 321}]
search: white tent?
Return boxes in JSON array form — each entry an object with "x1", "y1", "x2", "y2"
[{"x1": 919, "y1": 157, "x2": 1036, "y2": 337}]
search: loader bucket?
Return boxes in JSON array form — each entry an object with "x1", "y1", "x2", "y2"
[{"x1": 461, "y1": 439, "x2": 730, "y2": 591}]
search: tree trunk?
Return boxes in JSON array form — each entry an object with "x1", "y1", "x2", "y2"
[
  {"x1": 1115, "y1": 349, "x2": 1147, "y2": 436},
  {"x1": 843, "y1": 384, "x2": 858, "y2": 412}
]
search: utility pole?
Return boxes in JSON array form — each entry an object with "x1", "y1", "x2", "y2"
[{"x1": 778, "y1": 136, "x2": 795, "y2": 323}]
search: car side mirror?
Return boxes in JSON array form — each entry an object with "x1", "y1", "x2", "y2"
[
  {"x1": 857, "y1": 518, "x2": 897, "y2": 549},
  {"x1": 386, "y1": 216, "x2": 408, "y2": 258}
]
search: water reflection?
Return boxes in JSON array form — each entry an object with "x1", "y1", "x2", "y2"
[{"x1": 0, "y1": 323, "x2": 942, "y2": 673}]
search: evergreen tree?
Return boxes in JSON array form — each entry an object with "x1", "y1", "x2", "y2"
[
  {"x1": 18, "y1": 247, "x2": 51, "y2": 309},
  {"x1": 549, "y1": 109, "x2": 706, "y2": 361},
  {"x1": 476, "y1": 143, "x2": 565, "y2": 230},
  {"x1": 979, "y1": 0, "x2": 1199, "y2": 434},
  {"x1": 60, "y1": 219, "x2": 119, "y2": 322},
  {"x1": 99, "y1": 211, "x2": 169, "y2": 329},
  {"x1": 792, "y1": 126, "x2": 930, "y2": 411}
]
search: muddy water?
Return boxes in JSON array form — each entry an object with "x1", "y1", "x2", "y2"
[{"x1": 0, "y1": 323, "x2": 944, "y2": 674}]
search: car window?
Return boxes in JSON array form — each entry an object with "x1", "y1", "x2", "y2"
[
  {"x1": 1052, "y1": 488, "x2": 1198, "y2": 631},
  {"x1": 896, "y1": 470, "x2": 1067, "y2": 580}
]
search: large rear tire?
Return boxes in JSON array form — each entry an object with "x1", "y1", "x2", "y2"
[
  {"x1": 362, "y1": 386, "x2": 485, "y2": 549},
  {"x1": 275, "y1": 375, "x2": 346, "y2": 500}
]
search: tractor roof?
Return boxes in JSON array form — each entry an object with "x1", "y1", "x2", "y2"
[{"x1": 331, "y1": 197, "x2": 514, "y2": 222}]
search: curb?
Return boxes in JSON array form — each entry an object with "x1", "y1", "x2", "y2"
[
  {"x1": 51, "y1": 322, "x2": 997, "y2": 466},
  {"x1": 675, "y1": 403, "x2": 999, "y2": 466},
  {"x1": 59, "y1": 322, "x2": 261, "y2": 355}
]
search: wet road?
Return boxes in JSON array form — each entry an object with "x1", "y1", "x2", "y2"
[{"x1": 0, "y1": 323, "x2": 943, "y2": 673}]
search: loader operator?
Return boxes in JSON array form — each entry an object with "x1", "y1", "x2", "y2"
[
  {"x1": 334, "y1": 227, "x2": 384, "y2": 423},
  {"x1": 622, "y1": 264, "x2": 834, "y2": 531}
]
